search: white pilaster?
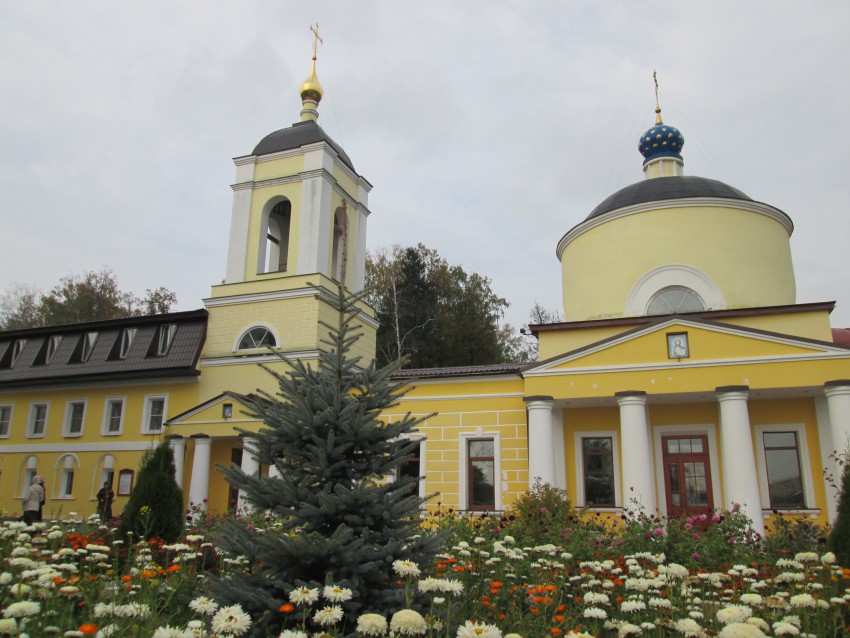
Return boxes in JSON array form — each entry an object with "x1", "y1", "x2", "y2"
[
  {"x1": 225, "y1": 185, "x2": 253, "y2": 283},
  {"x1": 616, "y1": 391, "x2": 656, "y2": 513},
  {"x1": 824, "y1": 381, "x2": 850, "y2": 522},
  {"x1": 188, "y1": 435, "x2": 212, "y2": 515},
  {"x1": 237, "y1": 436, "x2": 260, "y2": 512},
  {"x1": 298, "y1": 173, "x2": 334, "y2": 276},
  {"x1": 716, "y1": 386, "x2": 764, "y2": 536},
  {"x1": 167, "y1": 435, "x2": 185, "y2": 488},
  {"x1": 525, "y1": 396, "x2": 556, "y2": 487}
]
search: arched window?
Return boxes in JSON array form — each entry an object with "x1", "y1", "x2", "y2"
[
  {"x1": 331, "y1": 207, "x2": 345, "y2": 281},
  {"x1": 92, "y1": 454, "x2": 116, "y2": 498},
  {"x1": 264, "y1": 200, "x2": 291, "y2": 273},
  {"x1": 646, "y1": 287, "x2": 706, "y2": 316},
  {"x1": 19, "y1": 455, "x2": 37, "y2": 497},
  {"x1": 54, "y1": 454, "x2": 79, "y2": 498},
  {"x1": 237, "y1": 326, "x2": 276, "y2": 350}
]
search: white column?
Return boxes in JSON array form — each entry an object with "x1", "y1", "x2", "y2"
[
  {"x1": 237, "y1": 436, "x2": 260, "y2": 512},
  {"x1": 525, "y1": 396, "x2": 556, "y2": 487},
  {"x1": 824, "y1": 381, "x2": 850, "y2": 522},
  {"x1": 716, "y1": 386, "x2": 764, "y2": 536},
  {"x1": 616, "y1": 391, "x2": 656, "y2": 513},
  {"x1": 167, "y1": 435, "x2": 185, "y2": 488},
  {"x1": 188, "y1": 435, "x2": 212, "y2": 515},
  {"x1": 268, "y1": 463, "x2": 281, "y2": 479}
]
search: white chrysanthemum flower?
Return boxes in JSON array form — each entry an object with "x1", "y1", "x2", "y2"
[
  {"x1": 793, "y1": 552, "x2": 818, "y2": 563},
  {"x1": 772, "y1": 621, "x2": 799, "y2": 636},
  {"x1": 323, "y1": 585, "x2": 353, "y2": 603},
  {"x1": 620, "y1": 600, "x2": 647, "y2": 613},
  {"x1": 392, "y1": 560, "x2": 421, "y2": 578},
  {"x1": 821, "y1": 551, "x2": 836, "y2": 564},
  {"x1": 389, "y1": 609, "x2": 427, "y2": 636},
  {"x1": 7, "y1": 584, "x2": 31, "y2": 595},
  {"x1": 189, "y1": 596, "x2": 219, "y2": 616},
  {"x1": 0, "y1": 573, "x2": 11, "y2": 585},
  {"x1": 717, "y1": 623, "x2": 766, "y2": 637},
  {"x1": 456, "y1": 620, "x2": 502, "y2": 638},
  {"x1": 97, "y1": 623, "x2": 119, "y2": 637},
  {"x1": 289, "y1": 586, "x2": 320, "y2": 606},
  {"x1": 211, "y1": 604, "x2": 252, "y2": 636},
  {"x1": 583, "y1": 607, "x2": 607, "y2": 620},
  {"x1": 355, "y1": 613, "x2": 388, "y2": 636},
  {"x1": 502, "y1": 536, "x2": 515, "y2": 544},
  {"x1": 649, "y1": 597, "x2": 671, "y2": 609},
  {"x1": 739, "y1": 593, "x2": 762, "y2": 605},
  {"x1": 617, "y1": 623, "x2": 641, "y2": 637},
  {"x1": 312, "y1": 605, "x2": 343, "y2": 627},
  {"x1": 0, "y1": 618, "x2": 17, "y2": 635},
  {"x1": 789, "y1": 593, "x2": 815, "y2": 608},
  {"x1": 716, "y1": 605, "x2": 752, "y2": 625},
  {"x1": 152, "y1": 626, "x2": 184, "y2": 638},
  {"x1": 564, "y1": 632, "x2": 594, "y2": 638},
  {"x1": 672, "y1": 618, "x2": 703, "y2": 637},
  {"x1": 775, "y1": 559, "x2": 804, "y2": 570},
  {"x1": 584, "y1": 592, "x2": 609, "y2": 605},
  {"x1": 2, "y1": 601, "x2": 41, "y2": 618},
  {"x1": 278, "y1": 630, "x2": 308, "y2": 638}
]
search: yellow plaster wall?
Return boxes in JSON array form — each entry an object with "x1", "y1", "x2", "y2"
[
  {"x1": 561, "y1": 206, "x2": 795, "y2": 321},
  {"x1": 253, "y1": 156, "x2": 304, "y2": 184},
  {"x1": 720, "y1": 310, "x2": 835, "y2": 342},
  {"x1": 537, "y1": 326, "x2": 627, "y2": 361}
]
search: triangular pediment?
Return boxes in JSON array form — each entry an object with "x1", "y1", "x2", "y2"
[
  {"x1": 525, "y1": 317, "x2": 850, "y2": 376},
  {"x1": 167, "y1": 391, "x2": 260, "y2": 429}
]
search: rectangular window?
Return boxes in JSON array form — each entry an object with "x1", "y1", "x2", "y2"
[
  {"x1": 156, "y1": 324, "x2": 177, "y2": 356},
  {"x1": 467, "y1": 438, "x2": 495, "y2": 511},
  {"x1": 103, "y1": 399, "x2": 124, "y2": 435},
  {"x1": 64, "y1": 401, "x2": 86, "y2": 436},
  {"x1": 61, "y1": 468, "x2": 75, "y2": 497},
  {"x1": 0, "y1": 404, "x2": 12, "y2": 437},
  {"x1": 763, "y1": 431, "x2": 805, "y2": 509},
  {"x1": 582, "y1": 437, "x2": 615, "y2": 507},
  {"x1": 143, "y1": 396, "x2": 166, "y2": 433},
  {"x1": 120, "y1": 328, "x2": 137, "y2": 359},
  {"x1": 28, "y1": 403, "x2": 48, "y2": 437}
]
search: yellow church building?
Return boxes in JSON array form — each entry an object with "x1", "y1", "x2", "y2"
[{"x1": 1, "y1": 54, "x2": 849, "y2": 538}]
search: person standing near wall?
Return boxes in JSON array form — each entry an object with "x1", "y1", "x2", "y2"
[{"x1": 23, "y1": 475, "x2": 45, "y2": 525}]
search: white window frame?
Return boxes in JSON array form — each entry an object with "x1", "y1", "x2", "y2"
[
  {"x1": 459, "y1": 430, "x2": 502, "y2": 511},
  {"x1": 574, "y1": 430, "x2": 622, "y2": 510},
  {"x1": 45, "y1": 335, "x2": 62, "y2": 364},
  {"x1": 91, "y1": 454, "x2": 116, "y2": 499},
  {"x1": 54, "y1": 454, "x2": 79, "y2": 499},
  {"x1": 0, "y1": 403, "x2": 13, "y2": 438},
  {"x1": 19, "y1": 455, "x2": 37, "y2": 498},
  {"x1": 119, "y1": 328, "x2": 137, "y2": 359},
  {"x1": 652, "y1": 423, "x2": 722, "y2": 519},
  {"x1": 754, "y1": 423, "x2": 816, "y2": 513},
  {"x1": 63, "y1": 400, "x2": 87, "y2": 437},
  {"x1": 81, "y1": 332, "x2": 98, "y2": 362},
  {"x1": 11, "y1": 339, "x2": 26, "y2": 366},
  {"x1": 27, "y1": 402, "x2": 50, "y2": 438},
  {"x1": 233, "y1": 323, "x2": 279, "y2": 352},
  {"x1": 156, "y1": 324, "x2": 177, "y2": 356},
  {"x1": 101, "y1": 397, "x2": 126, "y2": 435},
  {"x1": 142, "y1": 394, "x2": 168, "y2": 434}
]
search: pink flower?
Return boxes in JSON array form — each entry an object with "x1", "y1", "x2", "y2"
[
  {"x1": 712, "y1": 514, "x2": 721, "y2": 522},
  {"x1": 693, "y1": 533, "x2": 701, "y2": 541},
  {"x1": 692, "y1": 553, "x2": 700, "y2": 559},
  {"x1": 653, "y1": 528, "x2": 665, "y2": 536},
  {"x1": 684, "y1": 523, "x2": 693, "y2": 531}
]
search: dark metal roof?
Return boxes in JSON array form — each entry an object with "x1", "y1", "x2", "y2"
[
  {"x1": 587, "y1": 176, "x2": 753, "y2": 220},
  {"x1": 0, "y1": 310, "x2": 207, "y2": 389},
  {"x1": 391, "y1": 362, "x2": 529, "y2": 380},
  {"x1": 251, "y1": 120, "x2": 355, "y2": 172}
]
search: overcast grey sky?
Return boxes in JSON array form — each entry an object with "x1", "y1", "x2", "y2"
[{"x1": 2, "y1": 2, "x2": 848, "y2": 334}]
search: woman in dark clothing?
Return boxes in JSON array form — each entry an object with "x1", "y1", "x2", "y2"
[{"x1": 96, "y1": 481, "x2": 114, "y2": 521}]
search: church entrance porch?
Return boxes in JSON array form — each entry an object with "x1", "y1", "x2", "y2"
[{"x1": 661, "y1": 434, "x2": 713, "y2": 519}]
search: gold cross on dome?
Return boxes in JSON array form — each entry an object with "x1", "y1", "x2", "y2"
[{"x1": 310, "y1": 23, "x2": 323, "y2": 60}]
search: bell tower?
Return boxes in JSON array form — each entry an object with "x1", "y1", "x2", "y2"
[{"x1": 200, "y1": 26, "x2": 376, "y2": 393}]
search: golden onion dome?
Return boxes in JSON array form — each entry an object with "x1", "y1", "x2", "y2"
[{"x1": 300, "y1": 58, "x2": 323, "y2": 103}]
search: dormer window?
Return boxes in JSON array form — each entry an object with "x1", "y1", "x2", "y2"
[
  {"x1": 237, "y1": 326, "x2": 276, "y2": 350},
  {"x1": 70, "y1": 332, "x2": 98, "y2": 364},
  {"x1": 34, "y1": 336, "x2": 62, "y2": 365},
  {"x1": 156, "y1": 324, "x2": 177, "y2": 356},
  {"x1": 0, "y1": 339, "x2": 27, "y2": 368},
  {"x1": 120, "y1": 328, "x2": 137, "y2": 359}
]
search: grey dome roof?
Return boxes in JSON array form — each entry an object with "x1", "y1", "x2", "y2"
[
  {"x1": 252, "y1": 120, "x2": 355, "y2": 172},
  {"x1": 587, "y1": 176, "x2": 751, "y2": 220}
]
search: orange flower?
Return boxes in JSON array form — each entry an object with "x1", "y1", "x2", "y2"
[
  {"x1": 616, "y1": 596, "x2": 623, "y2": 604},
  {"x1": 280, "y1": 603, "x2": 295, "y2": 613},
  {"x1": 556, "y1": 604, "x2": 566, "y2": 613},
  {"x1": 121, "y1": 575, "x2": 132, "y2": 582},
  {"x1": 141, "y1": 570, "x2": 157, "y2": 579},
  {"x1": 530, "y1": 607, "x2": 540, "y2": 615},
  {"x1": 78, "y1": 624, "x2": 98, "y2": 635},
  {"x1": 167, "y1": 564, "x2": 181, "y2": 573},
  {"x1": 554, "y1": 615, "x2": 565, "y2": 623},
  {"x1": 490, "y1": 581, "x2": 504, "y2": 588},
  {"x1": 490, "y1": 588, "x2": 500, "y2": 595},
  {"x1": 550, "y1": 629, "x2": 562, "y2": 636},
  {"x1": 52, "y1": 576, "x2": 66, "y2": 586}
]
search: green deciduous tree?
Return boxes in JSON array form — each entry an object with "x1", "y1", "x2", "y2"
[
  {"x1": 208, "y1": 280, "x2": 440, "y2": 636},
  {"x1": 0, "y1": 268, "x2": 177, "y2": 329},
  {"x1": 119, "y1": 441, "x2": 185, "y2": 543},
  {"x1": 366, "y1": 244, "x2": 517, "y2": 368}
]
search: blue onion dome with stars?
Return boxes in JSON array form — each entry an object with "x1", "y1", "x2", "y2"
[{"x1": 638, "y1": 109, "x2": 685, "y2": 164}]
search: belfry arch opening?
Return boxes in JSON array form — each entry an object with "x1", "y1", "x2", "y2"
[{"x1": 260, "y1": 199, "x2": 291, "y2": 274}]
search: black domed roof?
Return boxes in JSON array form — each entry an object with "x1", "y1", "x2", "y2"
[
  {"x1": 587, "y1": 176, "x2": 752, "y2": 220},
  {"x1": 252, "y1": 120, "x2": 355, "y2": 172}
]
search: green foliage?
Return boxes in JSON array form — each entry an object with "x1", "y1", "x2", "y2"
[
  {"x1": 0, "y1": 267, "x2": 177, "y2": 329},
  {"x1": 830, "y1": 451, "x2": 850, "y2": 565},
  {"x1": 765, "y1": 511, "x2": 826, "y2": 556},
  {"x1": 366, "y1": 244, "x2": 519, "y2": 367},
  {"x1": 502, "y1": 479, "x2": 576, "y2": 545},
  {"x1": 209, "y1": 283, "x2": 440, "y2": 637},
  {"x1": 119, "y1": 441, "x2": 185, "y2": 543}
]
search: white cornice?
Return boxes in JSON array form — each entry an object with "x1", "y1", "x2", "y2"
[
  {"x1": 395, "y1": 392, "x2": 525, "y2": 403},
  {"x1": 1, "y1": 441, "x2": 158, "y2": 453},
  {"x1": 556, "y1": 197, "x2": 794, "y2": 259},
  {"x1": 199, "y1": 350, "x2": 320, "y2": 367},
  {"x1": 203, "y1": 286, "x2": 321, "y2": 307}
]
